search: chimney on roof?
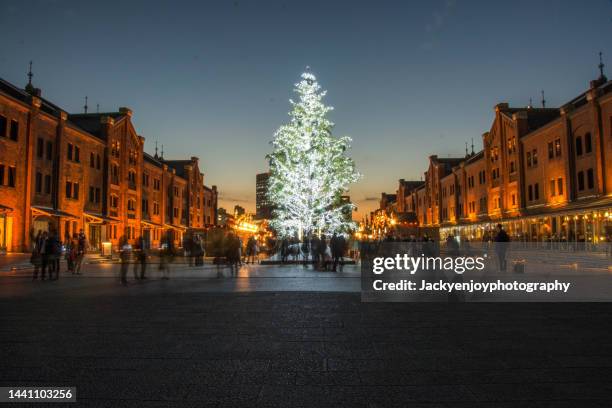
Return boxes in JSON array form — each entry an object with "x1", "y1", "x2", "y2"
[
  {"x1": 118, "y1": 107, "x2": 132, "y2": 117},
  {"x1": 84, "y1": 96, "x2": 88, "y2": 114},
  {"x1": 495, "y1": 103, "x2": 509, "y2": 112},
  {"x1": 471, "y1": 138, "x2": 475, "y2": 155}
]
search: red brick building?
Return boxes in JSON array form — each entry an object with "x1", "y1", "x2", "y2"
[
  {"x1": 394, "y1": 68, "x2": 612, "y2": 243},
  {"x1": 0, "y1": 76, "x2": 217, "y2": 252}
]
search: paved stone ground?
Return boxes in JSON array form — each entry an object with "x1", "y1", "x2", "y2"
[{"x1": 2, "y1": 278, "x2": 612, "y2": 407}]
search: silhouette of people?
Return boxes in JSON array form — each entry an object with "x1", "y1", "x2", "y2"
[
  {"x1": 66, "y1": 233, "x2": 79, "y2": 274},
  {"x1": 119, "y1": 236, "x2": 131, "y2": 286},
  {"x1": 193, "y1": 235, "x2": 204, "y2": 266},
  {"x1": 317, "y1": 234, "x2": 328, "y2": 270},
  {"x1": 494, "y1": 223, "x2": 510, "y2": 271},
  {"x1": 39, "y1": 231, "x2": 50, "y2": 280},
  {"x1": 330, "y1": 233, "x2": 346, "y2": 272},
  {"x1": 75, "y1": 229, "x2": 86, "y2": 275},
  {"x1": 46, "y1": 230, "x2": 61, "y2": 280},
  {"x1": 446, "y1": 234, "x2": 459, "y2": 257},
  {"x1": 301, "y1": 236, "x2": 310, "y2": 267},
  {"x1": 310, "y1": 235, "x2": 321, "y2": 267},
  {"x1": 159, "y1": 232, "x2": 174, "y2": 280},
  {"x1": 280, "y1": 237, "x2": 289, "y2": 263},
  {"x1": 246, "y1": 235, "x2": 258, "y2": 264},
  {"x1": 134, "y1": 235, "x2": 148, "y2": 280},
  {"x1": 31, "y1": 230, "x2": 43, "y2": 280},
  {"x1": 226, "y1": 232, "x2": 241, "y2": 276},
  {"x1": 184, "y1": 234, "x2": 194, "y2": 267}
]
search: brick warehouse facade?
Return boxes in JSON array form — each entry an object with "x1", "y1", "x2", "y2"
[
  {"x1": 391, "y1": 70, "x2": 612, "y2": 243},
  {"x1": 0, "y1": 77, "x2": 217, "y2": 252}
]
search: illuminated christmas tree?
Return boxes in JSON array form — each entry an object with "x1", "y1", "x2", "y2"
[{"x1": 267, "y1": 69, "x2": 360, "y2": 238}]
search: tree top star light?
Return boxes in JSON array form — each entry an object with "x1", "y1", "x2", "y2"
[{"x1": 267, "y1": 69, "x2": 361, "y2": 238}]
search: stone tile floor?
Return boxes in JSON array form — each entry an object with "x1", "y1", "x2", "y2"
[{"x1": 1, "y1": 280, "x2": 612, "y2": 407}]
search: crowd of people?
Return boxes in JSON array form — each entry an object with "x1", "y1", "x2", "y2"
[
  {"x1": 278, "y1": 233, "x2": 348, "y2": 271},
  {"x1": 30, "y1": 229, "x2": 86, "y2": 281},
  {"x1": 28, "y1": 228, "x2": 355, "y2": 285}
]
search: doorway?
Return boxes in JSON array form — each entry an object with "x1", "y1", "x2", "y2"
[{"x1": 88, "y1": 225, "x2": 101, "y2": 251}]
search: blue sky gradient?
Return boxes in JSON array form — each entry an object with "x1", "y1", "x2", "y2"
[{"x1": 1, "y1": 0, "x2": 611, "y2": 218}]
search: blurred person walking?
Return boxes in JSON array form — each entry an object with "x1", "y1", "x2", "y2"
[
  {"x1": 159, "y1": 232, "x2": 174, "y2": 280},
  {"x1": 301, "y1": 236, "x2": 310, "y2": 267},
  {"x1": 310, "y1": 235, "x2": 321, "y2": 268},
  {"x1": 119, "y1": 236, "x2": 132, "y2": 286},
  {"x1": 317, "y1": 234, "x2": 328, "y2": 270},
  {"x1": 39, "y1": 231, "x2": 49, "y2": 280},
  {"x1": 46, "y1": 230, "x2": 61, "y2": 280},
  {"x1": 75, "y1": 229, "x2": 86, "y2": 275},
  {"x1": 193, "y1": 235, "x2": 205, "y2": 266},
  {"x1": 226, "y1": 232, "x2": 241, "y2": 277},
  {"x1": 331, "y1": 233, "x2": 347, "y2": 272},
  {"x1": 66, "y1": 234, "x2": 78, "y2": 274},
  {"x1": 246, "y1": 235, "x2": 258, "y2": 264},
  {"x1": 30, "y1": 230, "x2": 43, "y2": 281},
  {"x1": 134, "y1": 235, "x2": 148, "y2": 280},
  {"x1": 494, "y1": 223, "x2": 510, "y2": 272}
]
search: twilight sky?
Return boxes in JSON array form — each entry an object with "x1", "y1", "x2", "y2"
[{"x1": 1, "y1": 0, "x2": 611, "y2": 219}]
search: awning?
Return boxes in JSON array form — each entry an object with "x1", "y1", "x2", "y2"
[
  {"x1": 0, "y1": 204, "x2": 13, "y2": 213},
  {"x1": 164, "y1": 223, "x2": 187, "y2": 231},
  {"x1": 32, "y1": 206, "x2": 78, "y2": 220},
  {"x1": 523, "y1": 195, "x2": 612, "y2": 217},
  {"x1": 142, "y1": 219, "x2": 163, "y2": 228},
  {"x1": 84, "y1": 212, "x2": 121, "y2": 224}
]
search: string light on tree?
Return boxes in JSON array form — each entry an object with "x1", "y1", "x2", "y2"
[{"x1": 267, "y1": 69, "x2": 361, "y2": 238}]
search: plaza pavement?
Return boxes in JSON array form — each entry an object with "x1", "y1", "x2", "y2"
[{"x1": 1, "y1": 258, "x2": 612, "y2": 407}]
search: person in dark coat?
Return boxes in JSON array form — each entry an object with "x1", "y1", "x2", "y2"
[
  {"x1": 46, "y1": 230, "x2": 61, "y2": 280},
  {"x1": 133, "y1": 235, "x2": 148, "y2": 280},
  {"x1": 446, "y1": 235, "x2": 459, "y2": 257},
  {"x1": 246, "y1": 235, "x2": 257, "y2": 264},
  {"x1": 494, "y1": 223, "x2": 510, "y2": 271},
  {"x1": 280, "y1": 238, "x2": 289, "y2": 263},
  {"x1": 310, "y1": 235, "x2": 321, "y2": 267},
  {"x1": 301, "y1": 236, "x2": 310, "y2": 267},
  {"x1": 226, "y1": 232, "x2": 241, "y2": 276},
  {"x1": 184, "y1": 234, "x2": 194, "y2": 267},
  {"x1": 75, "y1": 229, "x2": 86, "y2": 275},
  {"x1": 39, "y1": 231, "x2": 49, "y2": 280},
  {"x1": 331, "y1": 233, "x2": 346, "y2": 272},
  {"x1": 119, "y1": 236, "x2": 131, "y2": 286},
  {"x1": 193, "y1": 235, "x2": 204, "y2": 266},
  {"x1": 160, "y1": 232, "x2": 175, "y2": 280},
  {"x1": 31, "y1": 230, "x2": 43, "y2": 280},
  {"x1": 318, "y1": 234, "x2": 328, "y2": 270}
]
